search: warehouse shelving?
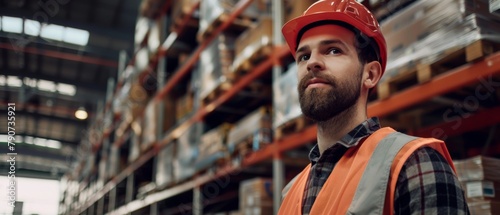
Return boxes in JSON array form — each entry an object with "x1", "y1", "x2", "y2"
[{"x1": 62, "y1": 0, "x2": 500, "y2": 215}]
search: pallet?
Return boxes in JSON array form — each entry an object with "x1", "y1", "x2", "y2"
[
  {"x1": 197, "y1": 12, "x2": 256, "y2": 42},
  {"x1": 232, "y1": 129, "x2": 272, "y2": 158},
  {"x1": 378, "y1": 40, "x2": 500, "y2": 100},
  {"x1": 274, "y1": 115, "x2": 315, "y2": 140},
  {"x1": 201, "y1": 81, "x2": 233, "y2": 105},
  {"x1": 170, "y1": 6, "x2": 199, "y2": 32},
  {"x1": 231, "y1": 44, "x2": 273, "y2": 78},
  {"x1": 201, "y1": 80, "x2": 271, "y2": 106}
]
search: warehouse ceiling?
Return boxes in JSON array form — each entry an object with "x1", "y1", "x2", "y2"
[{"x1": 0, "y1": 0, "x2": 141, "y2": 179}]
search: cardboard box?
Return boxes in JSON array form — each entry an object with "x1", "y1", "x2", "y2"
[
  {"x1": 463, "y1": 180, "x2": 500, "y2": 202},
  {"x1": 233, "y1": 16, "x2": 273, "y2": 72},
  {"x1": 468, "y1": 200, "x2": 500, "y2": 215},
  {"x1": 227, "y1": 106, "x2": 273, "y2": 154},
  {"x1": 141, "y1": 95, "x2": 176, "y2": 151},
  {"x1": 176, "y1": 92, "x2": 194, "y2": 121},
  {"x1": 454, "y1": 155, "x2": 500, "y2": 182},
  {"x1": 239, "y1": 178, "x2": 273, "y2": 209}
]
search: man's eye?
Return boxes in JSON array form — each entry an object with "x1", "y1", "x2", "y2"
[
  {"x1": 297, "y1": 54, "x2": 310, "y2": 62},
  {"x1": 329, "y1": 48, "x2": 342, "y2": 55}
]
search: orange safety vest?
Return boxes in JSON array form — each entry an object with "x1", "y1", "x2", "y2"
[{"x1": 278, "y1": 127, "x2": 456, "y2": 215}]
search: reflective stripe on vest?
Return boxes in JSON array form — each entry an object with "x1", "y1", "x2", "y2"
[{"x1": 347, "y1": 132, "x2": 416, "y2": 215}]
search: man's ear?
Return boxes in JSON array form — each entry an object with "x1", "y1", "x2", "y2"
[{"x1": 363, "y1": 61, "x2": 383, "y2": 90}]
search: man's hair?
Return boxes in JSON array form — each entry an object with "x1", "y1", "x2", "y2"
[{"x1": 296, "y1": 20, "x2": 381, "y2": 66}]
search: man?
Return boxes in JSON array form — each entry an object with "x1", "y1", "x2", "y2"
[{"x1": 278, "y1": 0, "x2": 470, "y2": 214}]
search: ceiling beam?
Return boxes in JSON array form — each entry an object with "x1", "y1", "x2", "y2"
[
  {"x1": 0, "y1": 143, "x2": 71, "y2": 161},
  {"x1": 0, "y1": 108, "x2": 89, "y2": 128},
  {"x1": 0, "y1": 33, "x2": 120, "y2": 60},
  {"x1": 2, "y1": 69, "x2": 107, "y2": 92},
  {"x1": 3, "y1": 132, "x2": 80, "y2": 146},
  {"x1": 0, "y1": 42, "x2": 118, "y2": 68},
  {"x1": 2, "y1": 86, "x2": 106, "y2": 108},
  {"x1": 0, "y1": 8, "x2": 134, "y2": 42}
]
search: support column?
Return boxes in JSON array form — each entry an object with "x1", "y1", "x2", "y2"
[
  {"x1": 193, "y1": 186, "x2": 203, "y2": 215},
  {"x1": 272, "y1": 0, "x2": 285, "y2": 214}
]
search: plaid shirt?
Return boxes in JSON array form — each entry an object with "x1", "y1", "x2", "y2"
[{"x1": 301, "y1": 117, "x2": 470, "y2": 214}]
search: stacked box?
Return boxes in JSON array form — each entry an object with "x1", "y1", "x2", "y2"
[
  {"x1": 141, "y1": 95, "x2": 176, "y2": 151},
  {"x1": 239, "y1": 178, "x2": 273, "y2": 215},
  {"x1": 194, "y1": 123, "x2": 231, "y2": 171},
  {"x1": 273, "y1": 63, "x2": 301, "y2": 129},
  {"x1": 381, "y1": 0, "x2": 500, "y2": 82},
  {"x1": 155, "y1": 142, "x2": 176, "y2": 187},
  {"x1": 199, "y1": 33, "x2": 237, "y2": 100},
  {"x1": 468, "y1": 200, "x2": 500, "y2": 215},
  {"x1": 227, "y1": 106, "x2": 273, "y2": 154},
  {"x1": 232, "y1": 16, "x2": 273, "y2": 72},
  {"x1": 198, "y1": 0, "x2": 262, "y2": 37},
  {"x1": 171, "y1": 0, "x2": 199, "y2": 24},
  {"x1": 173, "y1": 123, "x2": 202, "y2": 183},
  {"x1": 176, "y1": 92, "x2": 194, "y2": 121},
  {"x1": 454, "y1": 156, "x2": 500, "y2": 200}
]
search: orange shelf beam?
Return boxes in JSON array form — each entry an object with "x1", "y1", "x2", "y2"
[
  {"x1": 368, "y1": 51, "x2": 500, "y2": 118},
  {"x1": 414, "y1": 105, "x2": 500, "y2": 139}
]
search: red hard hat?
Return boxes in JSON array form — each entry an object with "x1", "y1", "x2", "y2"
[{"x1": 282, "y1": 0, "x2": 387, "y2": 72}]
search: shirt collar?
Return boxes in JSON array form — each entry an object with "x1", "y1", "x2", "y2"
[{"x1": 308, "y1": 117, "x2": 381, "y2": 163}]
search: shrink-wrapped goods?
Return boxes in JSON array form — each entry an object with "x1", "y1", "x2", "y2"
[
  {"x1": 156, "y1": 143, "x2": 176, "y2": 187},
  {"x1": 239, "y1": 178, "x2": 274, "y2": 215},
  {"x1": 199, "y1": 34, "x2": 237, "y2": 101},
  {"x1": 227, "y1": 106, "x2": 273, "y2": 155},
  {"x1": 173, "y1": 123, "x2": 202, "y2": 182},
  {"x1": 273, "y1": 63, "x2": 301, "y2": 129},
  {"x1": 194, "y1": 124, "x2": 231, "y2": 171},
  {"x1": 380, "y1": 0, "x2": 500, "y2": 82}
]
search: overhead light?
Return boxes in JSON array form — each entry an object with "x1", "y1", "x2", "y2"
[
  {"x1": 40, "y1": 24, "x2": 64, "y2": 41},
  {"x1": 24, "y1": 19, "x2": 41, "y2": 36},
  {"x1": 75, "y1": 106, "x2": 88, "y2": 120},
  {"x1": 63, "y1": 27, "x2": 89, "y2": 46},
  {"x1": 1, "y1": 16, "x2": 23, "y2": 33}
]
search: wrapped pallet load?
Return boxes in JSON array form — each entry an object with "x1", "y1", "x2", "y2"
[
  {"x1": 199, "y1": 33, "x2": 237, "y2": 103},
  {"x1": 198, "y1": 0, "x2": 264, "y2": 40},
  {"x1": 380, "y1": 0, "x2": 500, "y2": 83},
  {"x1": 155, "y1": 143, "x2": 176, "y2": 188},
  {"x1": 273, "y1": 63, "x2": 301, "y2": 129},
  {"x1": 454, "y1": 155, "x2": 500, "y2": 215},
  {"x1": 239, "y1": 178, "x2": 273, "y2": 215},
  {"x1": 173, "y1": 123, "x2": 202, "y2": 183},
  {"x1": 232, "y1": 16, "x2": 273, "y2": 74},
  {"x1": 194, "y1": 123, "x2": 231, "y2": 172},
  {"x1": 227, "y1": 106, "x2": 272, "y2": 158}
]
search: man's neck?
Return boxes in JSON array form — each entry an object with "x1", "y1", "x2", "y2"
[{"x1": 316, "y1": 103, "x2": 367, "y2": 155}]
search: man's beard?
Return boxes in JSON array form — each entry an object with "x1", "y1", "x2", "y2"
[{"x1": 298, "y1": 68, "x2": 362, "y2": 122}]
